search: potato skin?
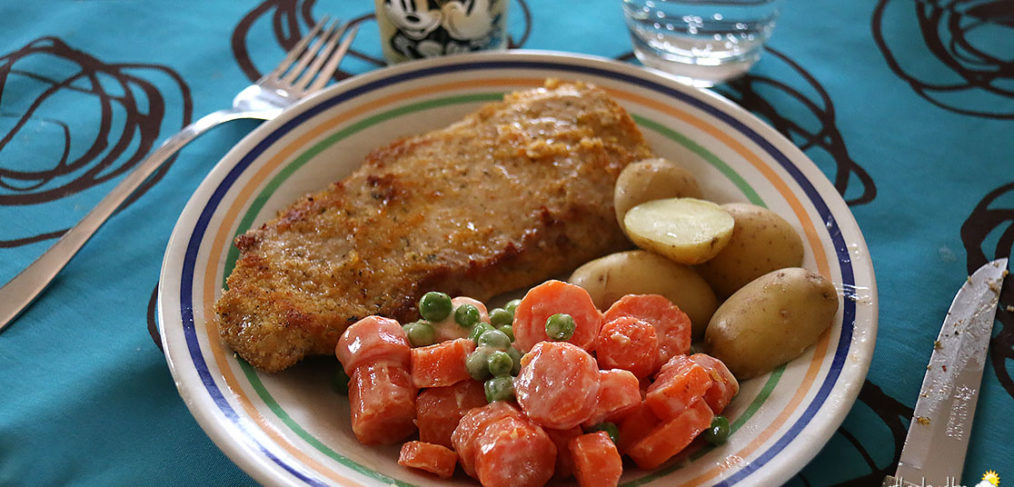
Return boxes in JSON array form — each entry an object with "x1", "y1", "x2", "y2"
[
  {"x1": 614, "y1": 158, "x2": 702, "y2": 232},
  {"x1": 568, "y1": 250, "x2": 717, "y2": 338},
  {"x1": 697, "y1": 203, "x2": 805, "y2": 297},
  {"x1": 704, "y1": 267, "x2": 838, "y2": 379}
]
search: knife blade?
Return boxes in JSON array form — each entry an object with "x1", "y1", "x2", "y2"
[{"x1": 884, "y1": 258, "x2": 1008, "y2": 487}]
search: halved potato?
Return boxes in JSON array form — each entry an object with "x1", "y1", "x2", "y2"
[
  {"x1": 623, "y1": 198, "x2": 734, "y2": 265},
  {"x1": 614, "y1": 158, "x2": 702, "y2": 232}
]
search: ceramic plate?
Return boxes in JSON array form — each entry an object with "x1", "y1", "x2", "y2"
[{"x1": 158, "y1": 50, "x2": 877, "y2": 487}]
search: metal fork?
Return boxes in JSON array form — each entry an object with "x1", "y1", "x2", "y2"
[{"x1": 0, "y1": 17, "x2": 359, "y2": 332}]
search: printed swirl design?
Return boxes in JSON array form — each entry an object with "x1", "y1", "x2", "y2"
[
  {"x1": 873, "y1": 0, "x2": 1014, "y2": 119},
  {"x1": 714, "y1": 48, "x2": 876, "y2": 206},
  {"x1": 0, "y1": 36, "x2": 191, "y2": 247}
]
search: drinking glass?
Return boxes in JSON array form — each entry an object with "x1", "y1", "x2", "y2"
[{"x1": 622, "y1": 0, "x2": 781, "y2": 86}]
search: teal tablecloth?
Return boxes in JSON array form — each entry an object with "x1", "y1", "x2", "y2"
[{"x1": 1, "y1": 1, "x2": 1012, "y2": 486}]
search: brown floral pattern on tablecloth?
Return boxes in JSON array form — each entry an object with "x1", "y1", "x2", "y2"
[
  {"x1": 872, "y1": 0, "x2": 1014, "y2": 119},
  {"x1": 0, "y1": 36, "x2": 191, "y2": 248}
]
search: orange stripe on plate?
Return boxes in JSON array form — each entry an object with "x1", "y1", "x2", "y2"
[{"x1": 201, "y1": 78, "x2": 835, "y2": 486}]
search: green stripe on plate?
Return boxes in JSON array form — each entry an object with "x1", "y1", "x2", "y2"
[{"x1": 222, "y1": 92, "x2": 781, "y2": 483}]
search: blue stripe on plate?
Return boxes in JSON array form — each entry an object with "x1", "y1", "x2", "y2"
[{"x1": 178, "y1": 55, "x2": 858, "y2": 486}]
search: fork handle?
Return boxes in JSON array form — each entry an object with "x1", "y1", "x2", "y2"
[{"x1": 0, "y1": 108, "x2": 264, "y2": 332}]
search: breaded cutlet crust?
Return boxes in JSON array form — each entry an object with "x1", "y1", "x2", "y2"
[{"x1": 215, "y1": 79, "x2": 654, "y2": 372}]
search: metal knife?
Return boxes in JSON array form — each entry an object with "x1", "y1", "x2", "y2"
[{"x1": 884, "y1": 257, "x2": 1008, "y2": 487}]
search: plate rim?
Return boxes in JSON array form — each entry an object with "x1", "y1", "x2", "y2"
[{"x1": 158, "y1": 49, "x2": 878, "y2": 487}]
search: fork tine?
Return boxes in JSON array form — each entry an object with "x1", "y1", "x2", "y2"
[
  {"x1": 291, "y1": 21, "x2": 350, "y2": 92},
  {"x1": 268, "y1": 15, "x2": 331, "y2": 82},
  {"x1": 305, "y1": 23, "x2": 359, "y2": 94},
  {"x1": 280, "y1": 19, "x2": 338, "y2": 84}
]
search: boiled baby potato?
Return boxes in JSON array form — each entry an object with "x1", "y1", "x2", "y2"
[
  {"x1": 614, "y1": 158, "x2": 702, "y2": 232},
  {"x1": 704, "y1": 267, "x2": 839, "y2": 379},
  {"x1": 623, "y1": 198, "x2": 734, "y2": 265},
  {"x1": 568, "y1": 250, "x2": 718, "y2": 338},
  {"x1": 697, "y1": 203, "x2": 805, "y2": 297}
]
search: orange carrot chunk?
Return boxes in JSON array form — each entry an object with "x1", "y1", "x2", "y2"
[
  {"x1": 416, "y1": 380, "x2": 488, "y2": 448},
  {"x1": 644, "y1": 354, "x2": 713, "y2": 421},
  {"x1": 594, "y1": 316, "x2": 660, "y2": 379},
  {"x1": 474, "y1": 415, "x2": 557, "y2": 487},
  {"x1": 570, "y1": 431, "x2": 623, "y2": 487},
  {"x1": 515, "y1": 341, "x2": 601, "y2": 429},
  {"x1": 348, "y1": 363, "x2": 417, "y2": 445},
  {"x1": 617, "y1": 401, "x2": 661, "y2": 456},
  {"x1": 689, "y1": 353, "x2": 740, "y2": 415},
  {"x1": 409, "y1": 338, "x2": 475, "y2": 388},
  {"x1": 582, "y1": 369, "x2": 642, "y2": 428},
  {"x1": 603, "y1": 294, "x2": 691, "y2": 366},
  {"x1": 513, "y1": 280, "x2": 603, "y2": 352},
  {"x1": 451, "y1": 401, "x2": 525, "y2": 477},
  {"x1": 545, "y1": 426, "x2": 583, "y2": 480},
  {"x1": 627, "y1": 399, "x2": 714, "y2": 469},
  {"x1": 335, "y1": 316, "x2": 411, "y2": 373},
  {"x1": 397, "y1": 441, "x2": 458, "y2": 479}
]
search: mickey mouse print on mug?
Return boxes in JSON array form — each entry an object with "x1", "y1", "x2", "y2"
[{"x1": 375, "y1": 0, "x2": 508, "y2": 63}]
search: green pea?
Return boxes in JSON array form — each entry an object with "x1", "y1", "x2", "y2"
[
  {"x1": 402, "y1": 321, "x2": 436, "y2": 348},
  {"x1": 331, "y1": 365, "x2": 350, "y2": 395},
  {"x1": 419, "y1": 291, "x2": 452, "y2": 321},
  {"x1": 466, "y1": 348, "x2": 493, "y2": 381},
  {"x1": 507, "y1": 347, "x2": 523, "y2": 375},
  {"x1": 504, "y1": 299, "x2": 521, "y2": 314},
  {"x1": 489, "y1": 307, "x2": 513, "y2": 327},
  {"x1": 455, "y1": 304, "x2": 481, "y2": 328},
  {"x1": 477, "y1": 329, "x2": 511, "y2": 350},
  {"x1": 545, "y1": 313, "x2": 576, "y2": 341},
  {"x1": 587, "y1": 422, "x2": 620, "y2": 445},
  {"x1": 487, "y1": 350, "x2": 513, "y2": 377},
  {"x1": 703, "y1": 416, "x2": 730, "y2": 445},
  {"x1": 498, "y1": 324, "x2": 515, "y2": 342},
  {"x1": 484, "y1": 376, "x2": 515, "y2": 402},
  {"x1": 468, "y1": 322, "x2": 495, "y2": 342}
]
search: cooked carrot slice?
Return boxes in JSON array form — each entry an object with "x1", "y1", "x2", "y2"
[
  {"x1": 515, "y1": 341, "x2": 600, "y2": 429},
  {"x1": 689, "y1": 353, "x2": 740, "y2": 414},
  {"x1": 595, "y1": 316, "x2": 660, "y2": 379},
  {"x1": 570, "y1": 431, "x2": 623, "y2": 487},
  {"x1": 335, "y1": 316, "x2": 411, "y2": 373},
  {"x1": 617, "y1": 401, "x2": 661, "y2": 455},
  {"x1": 627, "y1": 399, "x2": 713, "y2": 469},
  {"x1": 474, "y1": 415, "x2": 557, "y2": 487},
  {"x1": 644, "y1": 354, "x2": 713, "y2": 421},
  {"x1": 410, "y1": 338, "x2": 475, "y2": 388},
  {"x1": 416, "y1": 380, "x2": 488, "y2": 448},
  {"x1": 451, "y1": 401, "x2": 525, "y2": 477},
  {"x1": 545, "y1": 426, "x2": 583, "y2": 480},
  {"x1": 603, "y1": 294, "x2": 691, "y2": 365},
  {"x1": 398, "y1": 441, "x2": 458, "y2": 479},
  {"x1": 582, "y1": 368, "x2": 642, "y2": 428},
  {"x1": 348, "y1": 363, "x2": 417, "y2": 445},
  {"x1": 513, "y1": 280, "x2": 603, "y2": 352}
]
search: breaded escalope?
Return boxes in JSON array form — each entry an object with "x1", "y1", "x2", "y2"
[{"x1": 215, "y1": 79, "x2": 654, "y2": 372}]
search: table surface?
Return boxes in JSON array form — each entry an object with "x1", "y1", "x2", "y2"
[{"x1": 1, "y1": 1, "x2": 1012, "y2": 486}]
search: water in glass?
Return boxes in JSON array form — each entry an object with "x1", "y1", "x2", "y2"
[{"x1": 622, "y1": 0, "x2": 780, "y2": 86}]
